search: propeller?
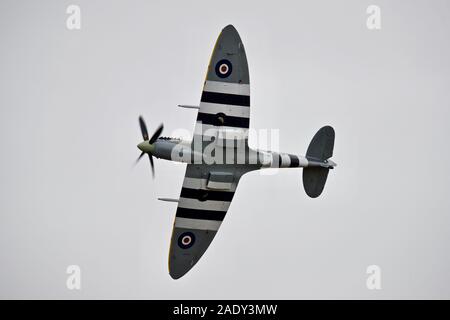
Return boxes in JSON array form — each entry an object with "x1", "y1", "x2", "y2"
[
  {"x1": 136, "y1": 116, "x2": 163, "y2": 178},
  {"x1": 149, "y1": 123, "x2": 164, "y2": 144},
  {"x1": 139, "y1": 116, "x2": 149, "y2": 141}
]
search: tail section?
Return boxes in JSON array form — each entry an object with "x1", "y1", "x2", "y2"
[{"x1": 303, "y1": 126, "x2": 335, "y2": 198}]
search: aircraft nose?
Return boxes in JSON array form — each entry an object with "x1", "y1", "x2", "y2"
[
  {"x1": 137, "y1": 141, "x2": 146, "y2": 152},
  {"x1": 137, "y1": 141, "x2": 155, "y2": 153}
]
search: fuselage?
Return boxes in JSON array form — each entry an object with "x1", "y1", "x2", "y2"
[{"x1": 138, "y1": 137, "x2": 332, "y2": 169}]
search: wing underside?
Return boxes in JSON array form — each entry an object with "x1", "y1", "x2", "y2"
[
  {"x1": 193, "y1": 24, "x2": 250, "y2": 143},
  {"x1": 168, "y1": 164, "x2": 240, "y2": 279}
]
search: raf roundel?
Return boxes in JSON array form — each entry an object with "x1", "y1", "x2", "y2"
[
  {"x1": 178, "y1": 232, "x2": 196, "y2": 249},
  {"x1": 215, "y1": 59, "x2": 232, "y2": 78}
]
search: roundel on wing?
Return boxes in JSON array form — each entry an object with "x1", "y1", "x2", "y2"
[
  {"x1": 178, "y1": 232, "x2": 196, "y2": 249},
  {"x1": 215, "y1": 59, "x2": 232, "y2": 78}
]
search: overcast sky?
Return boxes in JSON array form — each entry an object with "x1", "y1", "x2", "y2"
[{"x1": 1, "y1": 0, "x2": 450, "y2": 299}]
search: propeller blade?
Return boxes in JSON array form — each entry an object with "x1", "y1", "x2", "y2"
[
  {"x1": 149, "y1": 154, "x2": 155, "y2": 178},
  {"x1": 135, "y1": 151, "x2": 145, "y2": 165},
  {"x1": 149, "y1": 123, "x2": 164, "y2": 144},
  {"x1": 139, "y1": 116, "x2": 149, "y2": 141}
]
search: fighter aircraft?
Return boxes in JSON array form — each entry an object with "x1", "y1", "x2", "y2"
[{"x1": 135, "y1": 25, "x2": 336, "y2": 279}]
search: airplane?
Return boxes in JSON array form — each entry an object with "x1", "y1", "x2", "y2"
[{"x1": 135, "y1": 25, "x2": 336, "y2": 279}]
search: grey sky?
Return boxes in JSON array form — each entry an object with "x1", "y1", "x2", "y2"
[{"x1": 1, "y1": 0, "x2": 450, "y2": 299}]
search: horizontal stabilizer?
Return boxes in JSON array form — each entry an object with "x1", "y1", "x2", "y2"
[
  {"x1": 303, "y1": 126, "x2": 335, "y2": 198},
  {"x1": 303, "y1": 167, "x2": 330, "y2": 198},
  {"x1": 306, "y1": 126, "x2": 335, "y2": 161}
]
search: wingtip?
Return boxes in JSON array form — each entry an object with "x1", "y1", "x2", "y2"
[
  {"x1": 169, "y1": 271, "x2": 183, "y2": 280},
  {"x1": 168, "y1": 252, "x2": 192, "y2": 280},
  {"x1": 222, "y1": 24, "x2": 240, "y2": 36},
  {"x1": 223, "y1": 24, "x2": 237, "y2": 31},
  {"x1": 168, "y1": 265, "x2": 189, "y2": 280}
]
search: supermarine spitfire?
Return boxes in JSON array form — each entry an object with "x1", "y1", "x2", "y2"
[{"x1": 135, "y1": 25, "x2": 336, "y2": 279}]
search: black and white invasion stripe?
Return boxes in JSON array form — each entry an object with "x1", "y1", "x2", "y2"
[
  {"x1": 174, "y1": 175, "x2": 237, "y2": 231},
  {"x1": 195, "y1": 81, "x2": 250, "y2": 132}
]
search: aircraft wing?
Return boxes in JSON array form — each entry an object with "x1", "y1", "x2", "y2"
[
  {"x1": 193, "y1": 24, "x2": 250, "y2": 142},
  {"x1": 168, "y1": 25, "x2": 250, "y2": 279},
  {"x1": 168, "y1": 164, "x2": 242, "y2": 279}
]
